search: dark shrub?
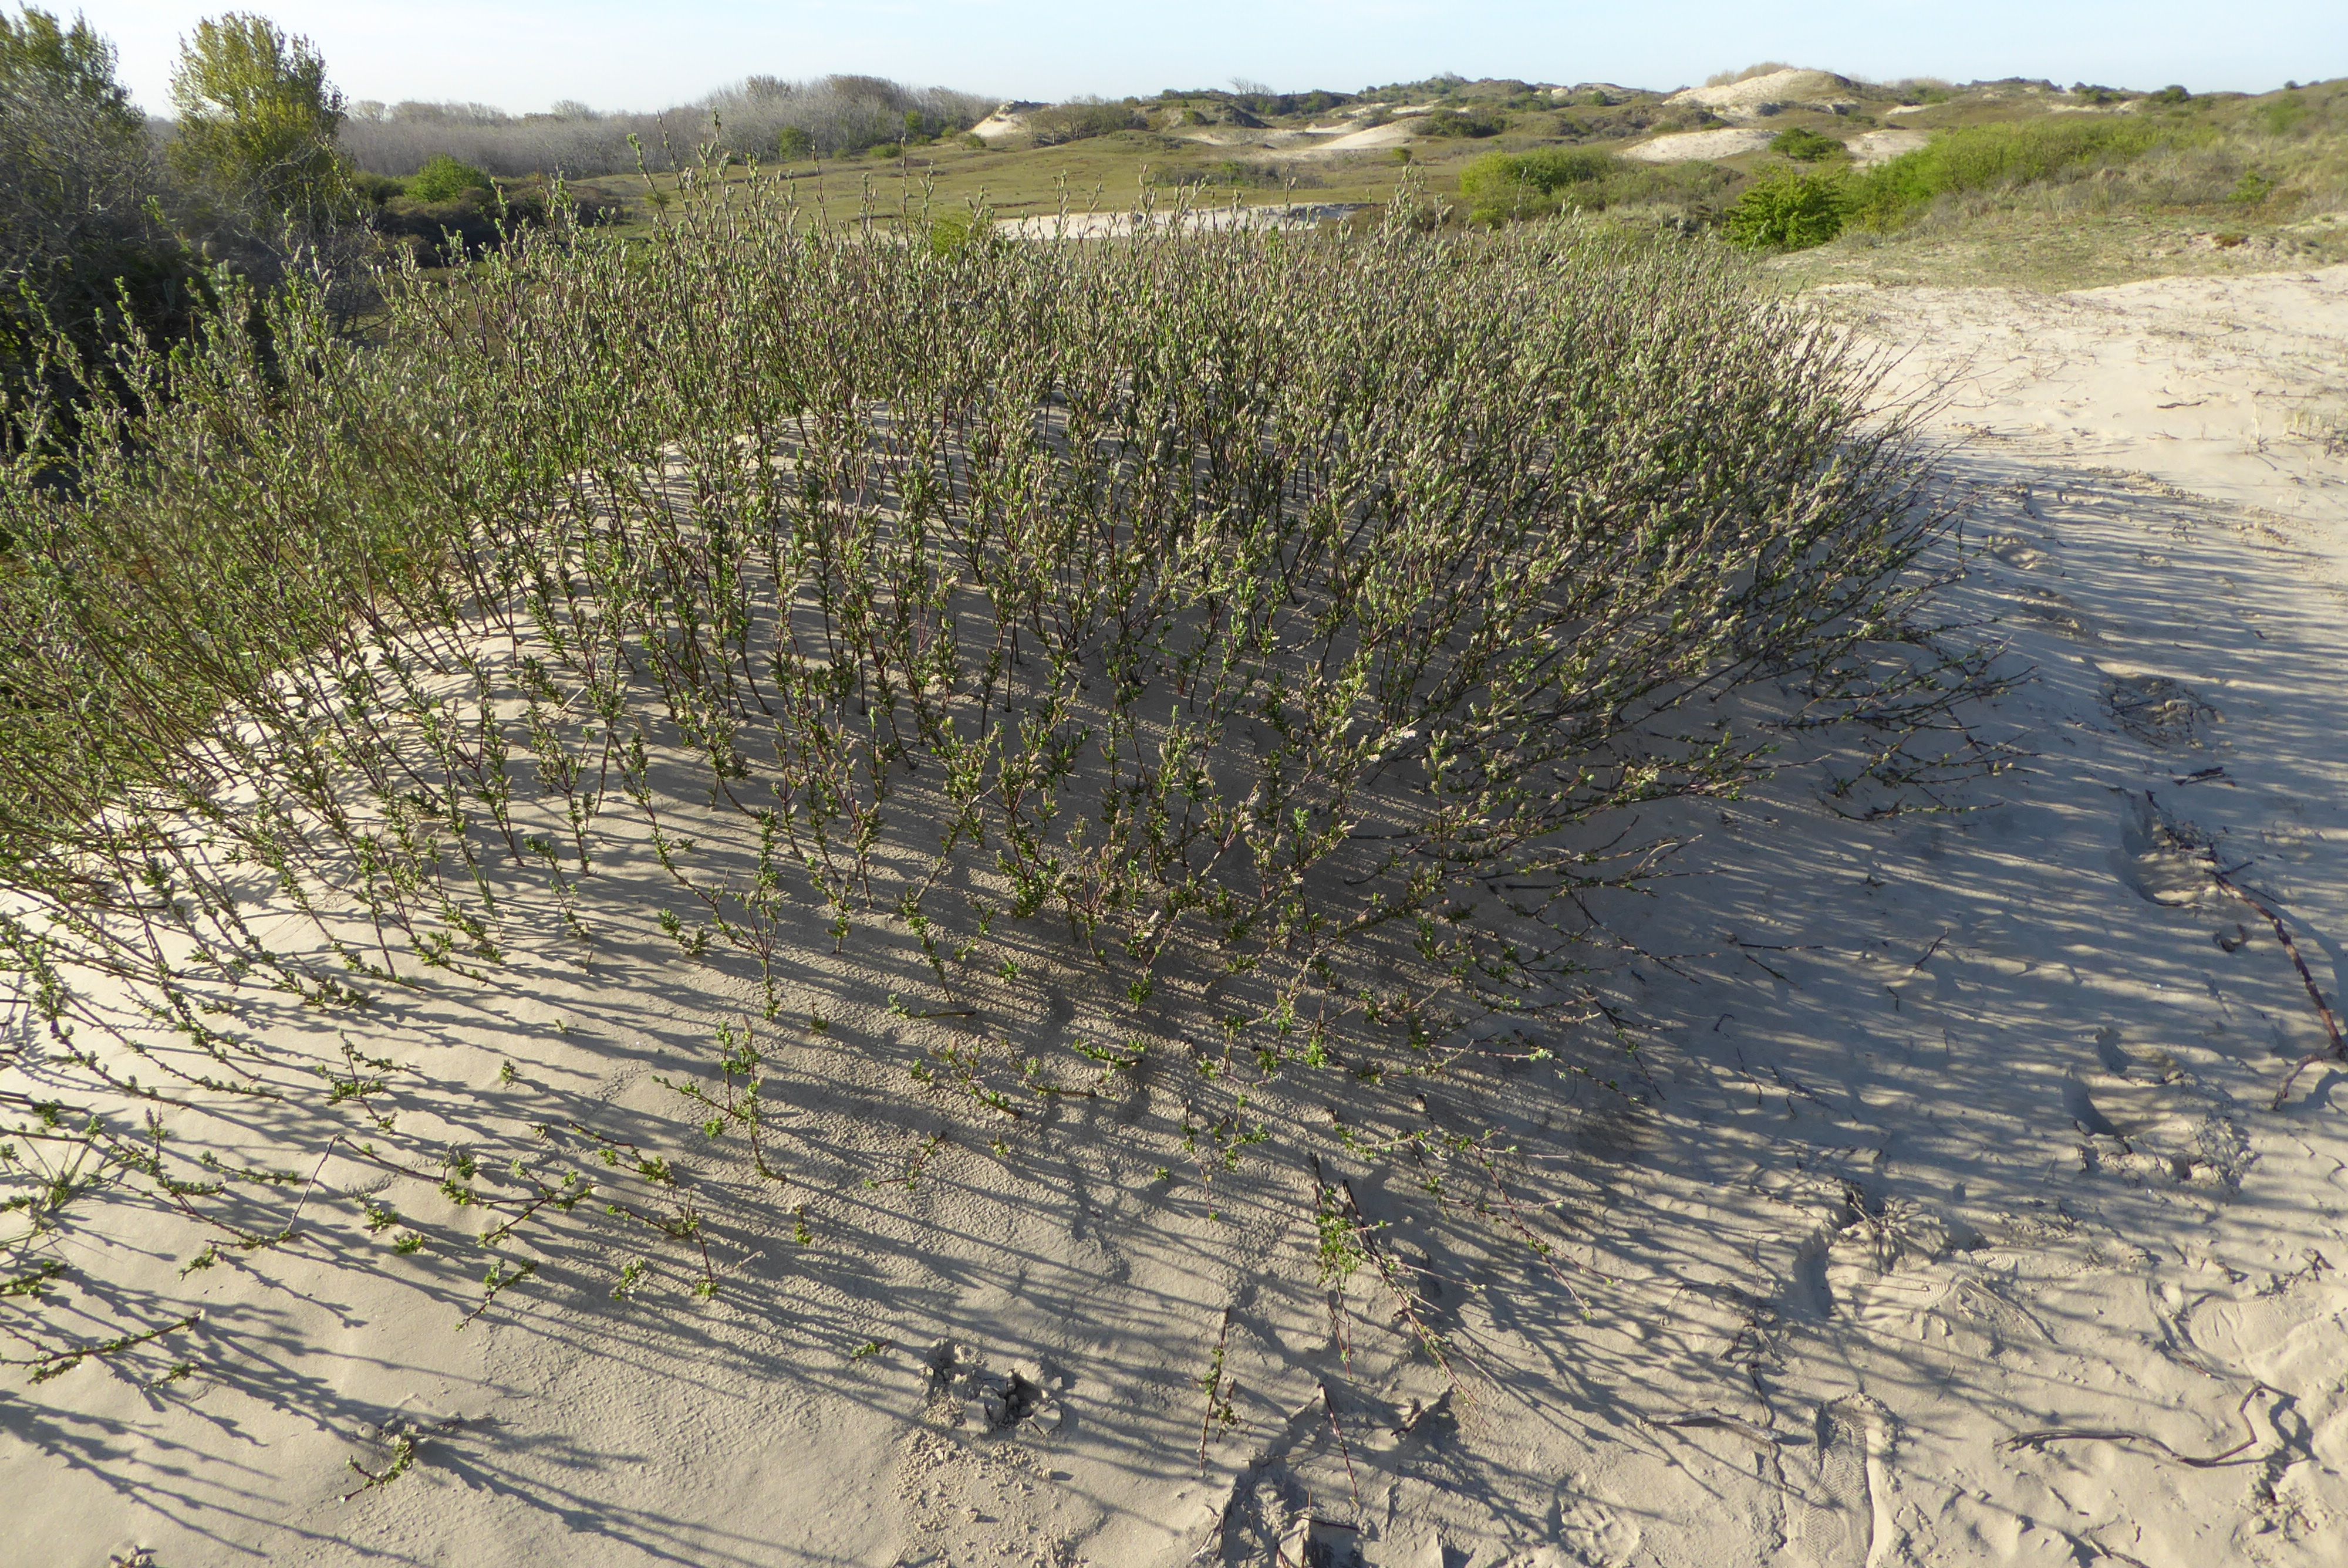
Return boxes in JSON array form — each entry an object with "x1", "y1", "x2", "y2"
[
  {"x1": 1420, "y1": 106, "x2": 1505, "y2": 138},
  {"x1": 0, "y1": 7, "x2": 208, "y2": 441},
  {"x1": 1025, "y1": 97, "x2": 1142, "y2": 146},
  {"x1": 1769, "y1": 126, "x2": 1840, "y2": 162}
]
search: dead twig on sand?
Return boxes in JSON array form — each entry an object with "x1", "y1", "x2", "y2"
[
  {"x1": 2001, "y1": 1383, "x2": 2267, "y2": 1468},
  {"x1": 1320, "y1": 1382, "x2": 1364, "y2": 1521},
  {"x1": 2157, "y1": 796, "x2": 2348, "y2": 1108},
  {"x1": 2205, "y1": 870, "x2": 2347, "y2": 1109},
  {"x1": 1642, "y1": 1409, "x2": 1784, "y2": 1449}
]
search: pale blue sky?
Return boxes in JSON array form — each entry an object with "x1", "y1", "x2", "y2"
[{"x1": 63, "y1": 1, "x2": 2348, "y2": 114}]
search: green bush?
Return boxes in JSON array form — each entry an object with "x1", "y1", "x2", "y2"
[
  {"x1": 1846, "y1": 117, "x2": 2189, "y2": 228},
  {"x1": 406, "y1": 153, "x2": 491, "y2": 202},
  {"x1": 775, "y1": 124, "x2": 814, "y2": 161},
  {"x1": 1769, "y1": 126, "x2": 1840, "y2": 162},
  {"x1": 1458, "y1": 148, "x2": 1654, "y2": 224},
  {"x1": 923, "y1": 207, "x2": 991, "y2": 256},
  {"x1": 1420, "y1": 106, "x2": 1506, "y2": 138},
  {"x1": 167, "y1": 12, "x2": 356, "y2": 229},
  {"x1": 2259, "y1": 93, "x2": 2309, "y2": 135},
  {"x1": 1724, "y1": 171, "x2": 1847, "y2": 250}
]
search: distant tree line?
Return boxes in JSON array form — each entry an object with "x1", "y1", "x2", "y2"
[{"x1": 340, "y1": 74, "x2": 993, "y2": 176}]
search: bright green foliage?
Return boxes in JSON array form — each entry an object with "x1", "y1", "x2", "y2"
[
  {"x1": 405, "y1": 153, "x2": 491, "y2": 203},
  {"x1": 1769, "y1": 126, "x2": 1840, "y2": 163},
  {"x1": 2229, "y1": 170, "x2": 2276, "y2": 205},
  {"x1": 167, "y1": 12, "x2": 353, "y2": 226},
  {"x1": 923, "y1": 207, "x2": 991, "y2": 257},
  {"x1": 1846, "y1": 118, "x2": 2190, "y2": 228},
  {"x1": 1456, "y1": 148, "x2": 1659, "y2": 224},
  {"x1": 1724, "y1": 171, "x2": 1847, "y2": 250},
  {"x1": 775, "y1": 124, "x2": 814, "y2": 161}
]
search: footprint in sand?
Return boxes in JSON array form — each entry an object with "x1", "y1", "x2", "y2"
[
  {"x1": 1554, "y1": 1482, "x2": 1641, "y2": 1566},
  {"x1": 1785, "y1": 1400, "x2": 1899, "y2": 1568}
]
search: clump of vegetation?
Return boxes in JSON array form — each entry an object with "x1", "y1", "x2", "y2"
[
  {"x1": 1419, "y1": 106, "x2": 1506, "y2": 138},
  {"x1": 1770, "y1": 126, "x2": 1840, "y2": 162},
  {"x1": 1725, "y1": 170, "x2": 1848, "y2": 249},
  {"x1": 342, "y1": 73, "x2": 990, "y2": 175},
  {"x1": 1023, "y1": 96, "x2": 1142, "y2": 145},
  {"x1": 0, "y1": 164, "x2": 1954, "y2": 1364},
  {"x1": 167, "y1": 11, "x2": 357, "y2": 231},
  {"x1": 1846, "y1": 117, "x2": 2190, "y2": 228},
  {"x1": 404, "y1": 153, "x2": 492, "y2": 202},
  {"x1": 0, "y1": 6, "x2": 210, "y2": 428},
  {"x1": 1457, "y1": 148, "x2": 1660, "y2": 223}
]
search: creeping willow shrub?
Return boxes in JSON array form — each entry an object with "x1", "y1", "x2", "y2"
[{"x1": 0, "y1": 165, "x2": 1941, "y2": 1336}]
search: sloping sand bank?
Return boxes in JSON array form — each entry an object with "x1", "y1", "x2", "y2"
[
  {"x1": 6, "y1": 270, "x2": 2348, "y2": 1567},
  {"x1": 1624, "y1": 127, "x2": 1775, "y2": 163}
]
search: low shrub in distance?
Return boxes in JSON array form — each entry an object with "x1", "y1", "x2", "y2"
[
  {"x1": 1456, "y1": 148, "x2": 1675, "y2": 224},
  {"x1": 1770, "y1": 126, "x2": 1840, "y2": 162},
  {"x1": 406, "y1": 153, "x2": 492, "y2": 201},
  {"x1": 1025, "y1": 97, "x2": 1142, "y2": 145},
  {"x1": 1420, "y1": 106, "x2": 1506, "y2": 138}
]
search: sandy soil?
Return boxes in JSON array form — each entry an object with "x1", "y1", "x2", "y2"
[
  {"x1": 1287, "y1": 119, "x2": 1421, "y2": 153},
  {"x1": 969, "y1": 103, "x2": 1043, "y2": 145},
  {"x1": 1624, "y1": 128, "x2": 1775, "y2": 164},
  {"x1": 5, "y1": 268, "x2": 2348, "y2": 1568},
  {"x1": 1850, "y1": 130, "x2": 1930, "y2": 167}
]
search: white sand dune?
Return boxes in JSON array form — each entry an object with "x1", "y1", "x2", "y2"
[
  {"x1": 967, "y1": 102, "x2": 1043, "y2": 144},
  {"x1": 1666, "y1": 68, "x2": 1858, "y2": 121},
  {"x1": 1624, "y1": 127, "x2": 1775, "y2": 163},
  {"x1": 8, "y1": 268, "x2": 2348, "y2": 1567},
  {"x1": 1290, "y1": 118, "x2": 1422, "y2": 152}
]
